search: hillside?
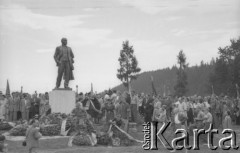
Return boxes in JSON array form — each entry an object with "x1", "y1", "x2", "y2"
[{"x1": 113, "y1": 63, "x2": 214, "y2": 96}]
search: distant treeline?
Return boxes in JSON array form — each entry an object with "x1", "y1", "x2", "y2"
[
  {"x1": 113, "y1": 62, "x2": 214, "y2": 96},
  {"x1": 113, "y1": 37, "x2": 240, "y2": 97}
]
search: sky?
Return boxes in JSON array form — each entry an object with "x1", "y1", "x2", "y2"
[{"x1": 0, "y1": 0, "x2": 239, "y2": 94}]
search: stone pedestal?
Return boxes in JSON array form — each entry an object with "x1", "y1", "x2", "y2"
[{"x1": 49, "y1": 89, "x2": 75, "y2": 114}]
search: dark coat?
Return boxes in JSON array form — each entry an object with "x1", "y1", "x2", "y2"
[
  {"x1": 143, "y1": 98, "x2": 154, "y2": 123},
  {"x1": 54, "y1": 46, "x2": 74, "y2": 80}
]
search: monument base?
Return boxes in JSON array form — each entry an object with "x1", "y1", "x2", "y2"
[{"x1": 49, "y1": 89, "x2": 76, "y2": 114}]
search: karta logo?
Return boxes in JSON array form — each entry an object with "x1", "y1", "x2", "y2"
[{"x1": 142, "y1": 122, "x2": 239, "y2": 151}]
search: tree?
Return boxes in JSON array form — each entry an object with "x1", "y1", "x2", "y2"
[
  {"x1": 174, "y1": 50, "x2": 188, "y2": 97},
  {"x1": 117, "y1": 40, "x2": 141, "y2": 91},
  {"x1": 209, "y1": 37, "x2": 240, "y2": 97}
]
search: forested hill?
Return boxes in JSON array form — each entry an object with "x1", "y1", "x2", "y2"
[{"x1": 113, "y1": 63, "x2": 214, "y2": 96}]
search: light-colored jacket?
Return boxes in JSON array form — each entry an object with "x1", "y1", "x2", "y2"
[{"x1": 26, "y1": 126, "x2": 42, "y2": 148}]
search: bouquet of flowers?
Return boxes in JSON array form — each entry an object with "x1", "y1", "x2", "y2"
[
  {"x1": 9, "y1": 124, "x2": 28, "y2": 136},
  {"x1": 40, "y1": 124, "x2": 61, "y2": 136}
]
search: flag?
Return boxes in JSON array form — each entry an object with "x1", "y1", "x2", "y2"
[
  {"x1": 91, "y1": 83, "x2": 93, "y2": 95},
  {"x1": 151, "y1": 76, "x2": 157, "y2": 96},
  {"x1": 5, "y1": 80, "x2": 11, "y2": 98},
  {"x1": 211, "y1": 85, "x2": 214, "y2": 96}
]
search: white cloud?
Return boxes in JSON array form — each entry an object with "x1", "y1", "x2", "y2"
[
  {"x1": 0, "y1": 3, "x2": 115, "y2": 46},
  {"x1": 118, "y1": 0, "x2": 197, "y2": 15},
  {"x1": 118, "y1": 0, "x2": 239, "y2": 15},
  {"x1": 0, "y1": 4, "x2": 86, "y2": 30}
]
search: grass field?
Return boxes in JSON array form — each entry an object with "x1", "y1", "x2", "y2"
[{"x1": 5, "y1": 125, "x2": 240, "y2": 153}]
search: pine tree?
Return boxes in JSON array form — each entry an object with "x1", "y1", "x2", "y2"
[
  {"x1": 209, "y1": 37, "x2": 240, "y2": 97},
  {"x1": 117, "y1": 40, "x2": 141, "y2": 91},
  {"x1": 174, "y1": 50, "x2": 188, "y2": 97}
]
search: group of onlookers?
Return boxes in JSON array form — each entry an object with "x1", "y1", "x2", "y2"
[
  {"x1": 0, "y1": 89, "x2": 240, "y2": 152},
  {"x1": 0, "y1": 91, "x2": 51, "y2": 122},
  {"x1": 75, "y1": 90, "x2": 240, "y2": 134}
]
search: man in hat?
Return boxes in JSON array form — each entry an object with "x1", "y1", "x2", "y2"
[{"x1": 54, "y1": 38, "x2": 74, "y2": 89}]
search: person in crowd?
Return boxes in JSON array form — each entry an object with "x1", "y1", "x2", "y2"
[
  {"x1": 115, "y1": 94, "x2": 130, "y2": 132},
  {"x1": 171, "y1": 103, "x2": 178, "y2": 131},
  {"x1": 215, "y1": 97, "x2": 222, "y2": 128},
  {"x1": 71, "y1": 102, "x2": 88, "y2": 129},
  {"x1": 44, "y1": 101, "x2": 51, "y2": 116},
  {"x1": 153, "y1": 96, "x2": 161, "y2": 111},
  {"x1": 0, "y1": 92, "x2": 6, "y2": 121},
  {"x1": 72, "y1": 102, "x2": 87, "y2": 118},
  {"x1": 3, "y1": 95, "x2": 9, "y2": 121},
  {"x1": 152, "y1": 99, "x2": 161, "y2": 122},
  {"x1": 223, "y1": 111, "x2": 232, "y2": 130},
  {"x1": 222, "y1": 101, "x2": 229, "y2": 127},
  {"x1": 203, "y1": 108, "x2": 213, "y2": 130},
  {"x1": 130, "y1": 91, "x2": 138, "y2": 122},
  {"x1": 7, "y1": 93, "x2": 13, "y2": 122},
  {"x1": 20, "y1": 94, "x2": 28, "y2": 120},
  {"x1": 153, "y1": 103, "x2": 166, "y2": 128},
  {"x1": 165, "y1": 96, "x2": 172, "y2": 122},
  {"x1": 44, "y1": 92, "x2": 50, "y2": 116},
  {"x1": 12, "y1": 92, "x2": 19, "y2": 121},
  {"x1": 187, "y1": 97, "x2": 194, "y2": 126},
  {"x1": 0, "y1": 135, "x2": 7, "y2": 153},
  {"x1": 102, "y1": 95, "x2": 115, "y2": 125},
  {"x1": 138, "y1": 93, "x2": 145, "y2": 117},
  {"x1": 39, "y1": 94, "x2": 46, "y2": 117},
  {"x1": 203, "y1": 97, "x2": 211, "y2": 111},
  {"x1": 195, "y1": 106, "x2": 205, "y2": 129},
  {"x1": 32, "y1": 94, "x2": 40, "y2": 119},
  {"x1": 143, "y1": 95, "x2": 154, "y2": 123},
  {"x1": 15, "y1": 92, "x2": 22, "y2": 120},
  {"x1": 178, "y1": 97, "x2": 188, "y2": 126},
  {"x1": 192, "y1": 97, "x2": 199, "y2": 118},
  {"x1": 25, "y1": 119, "x2": 42, "y2": 153},
  {"x1": 76, "y1": 92, "x2": 84, "y2": 103}
]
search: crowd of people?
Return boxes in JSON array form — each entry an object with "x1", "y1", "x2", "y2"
[
  {"x1": 1, "y1": 89, "x2": 240, "y2": 131},
  {"x1": 0, "y1": 91, "x2": 51, "y2": 122},
  {"x1": 76, "y1": 90, "x2": 240, "y2": 134},
  {"x1": 0, "y1": 89, "x2": 240, "y2": 152}
]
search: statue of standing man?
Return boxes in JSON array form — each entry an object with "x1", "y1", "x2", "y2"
[{"x1": 54, "y1": 38, "x2": 74, "y2": 89}]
